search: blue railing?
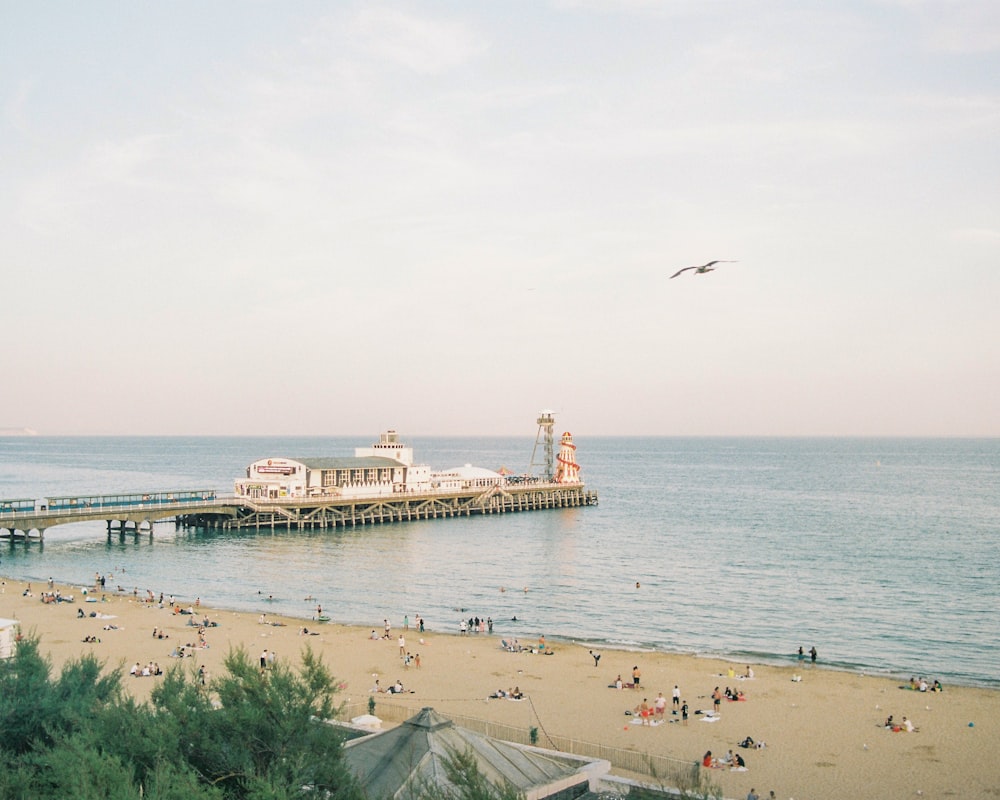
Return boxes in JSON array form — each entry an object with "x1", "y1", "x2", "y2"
[{"x1": 0, "y1": 490, "x2": 217, "y2": 514}]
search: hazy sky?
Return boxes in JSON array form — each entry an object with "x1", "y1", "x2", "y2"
[{"x1": 2, "y1": 1, "x2": 998, "y2": 436}]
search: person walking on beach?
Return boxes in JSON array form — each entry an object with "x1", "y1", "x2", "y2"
[
  {"x1": 590, "y1": 649, "x2": 601, "y2": 667},
  {"x1": 681, "y1": 701, "x2": 689, "y2": 725}
]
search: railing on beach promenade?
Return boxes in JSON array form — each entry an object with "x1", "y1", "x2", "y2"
[{"x1": 339, "y1": 701, "x2": 695, "y2": 779}]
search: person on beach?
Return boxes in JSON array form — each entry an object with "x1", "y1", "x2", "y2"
[
  {"x1": 747, "y1": 790, "x2": 759, "y2": 800},
  {"x1": 673, "y1": 684, "x2": 681, "y2": 708},
  {"x1": 713, "y1": 686, "x2": 722, "y2": 714},
  {"x1": 681, "y1": 701, "x2": 689, "y2": 725},
  {"x1": 654, "y1": 692, "x2": 667, "y2": 717},
  {"x1": 810, "y1": 646, "x2": 817, "y2": 663},
  {"x1": 615, "y1": 675, "x2": 623, "y2": 690},
  {"x1": 635, "y1": 698, "x2": 652, "y2": 725},
  {"x1": 398, "y1": 634, "x2": 405, "y2": 655},
  {"x1": 590, "y1": 649, "x2": 601, "y2": 667},
  {"x1": 384, "y1": 619, "x2": 391, "y2": 639},
  {"x1": 798, "y1": 646, "x2": 804, "y2": 661},
  {"x1": 702, "y1": 751, "x2": 716, "y2": 768},
  {"x1": 632, "y1": 665, "x2": 641, "y2": 689}
]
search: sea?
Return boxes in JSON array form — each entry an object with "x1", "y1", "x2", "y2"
[{"x1": 1, "y1": 435, "x2": 997, "y2": 689}]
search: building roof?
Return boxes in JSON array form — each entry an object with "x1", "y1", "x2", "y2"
[
  {"x1": 343, "y1": 707, "x2": 597, "y2": 800},
  {"x1": 295, "y1": 456, "x2": 405, "y2": 470},
  {"x1": 439, "y1": 465, "x2": 503, "y2": 480}
]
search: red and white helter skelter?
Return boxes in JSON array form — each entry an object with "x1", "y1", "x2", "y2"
[{"x1": 554, "y1": 431, "x2": 582, "y2": 484}]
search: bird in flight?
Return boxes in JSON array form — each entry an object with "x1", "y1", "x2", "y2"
[{"x1": 670, "y1": 260, "x2": 738, "y2": 279}]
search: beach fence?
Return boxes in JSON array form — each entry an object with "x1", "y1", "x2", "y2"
[{"x1": 340, "y1": 701, "x2": 695, "y2": 779}]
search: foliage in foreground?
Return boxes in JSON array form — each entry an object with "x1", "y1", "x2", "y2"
[
  {"x1": 0, "y1": 637, "x2": 360, "y2": 800},
  {"x1": 0, "y1": 637, "x2": 531, "y2": 800}
]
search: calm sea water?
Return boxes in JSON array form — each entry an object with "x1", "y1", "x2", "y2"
[{"x1": 1, "y1": 436, "x2": 997, "y2": 688}]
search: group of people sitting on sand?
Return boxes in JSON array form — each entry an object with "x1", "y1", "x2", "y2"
[
  {"x1": 739, "y1": 735, "x2": 766, "y2": 749},
  {"x1": 490, "y1": 686, "x2": 524, "y2": 700},
  {"x1": 703, "y1": 750, "x2": 747, "y2": 770},
  {"x1": 905, "y1": 676, "x2": 942, "y2": 692},
  {"x1": 884, "y1": 714, "x2": 918, "y2": 732},
  {"x1": 41, "y1": 590, "x2": 74, "y2": 604},
  {"x1": 370, "y1": 679, "x2": 409, "y2": 694},
  {"x1": 499, "y1": 638, "x2": 553, "y2": 655},
  {"x1": 129, "y1": 661, "x2": 163, "y2": 677}
]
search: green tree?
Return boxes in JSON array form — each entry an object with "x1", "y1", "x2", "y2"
[
  {"x1": 1, "y1": 636, "x2": 362, "y2": 800},
  {"x1": 150, "y1": 644, "x2": 363, "y2": 800},
  {"x1": 0, "y1": 636, "x2": 120, "y2": 754}
]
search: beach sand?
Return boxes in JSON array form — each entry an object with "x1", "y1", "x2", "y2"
[{"x1": 3, "y1": 578, "x2": 997, "y2": 800}]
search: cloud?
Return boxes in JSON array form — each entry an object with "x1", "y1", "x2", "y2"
[
  {"x1": 352, "y1": 8, "x2": 488, "y2": 74},
  {"x1": 950, "y1": 227, "x2": 1000, "y2": 243},
  {"x1": 880, "y1": 0, "x2": 1000, "y2": 53}
]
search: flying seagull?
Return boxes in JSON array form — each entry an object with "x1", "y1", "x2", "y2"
[{"x1": 670, "y1": 260, "x2": 738, "y2": 279}]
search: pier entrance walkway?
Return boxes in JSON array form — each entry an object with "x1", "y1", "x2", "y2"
[{"x1": 1, "y1": 490, "x2": 224, "y2": 541}]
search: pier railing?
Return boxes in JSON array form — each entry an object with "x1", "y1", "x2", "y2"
[{"x1": 3, "y1": 480, "x2": 597, "y2": 539}]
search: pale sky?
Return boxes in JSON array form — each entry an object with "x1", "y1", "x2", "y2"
[{"x1": 2, "y1": 1, "x2": 998, "y2": 436}]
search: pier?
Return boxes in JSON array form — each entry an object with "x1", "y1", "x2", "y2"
[
  {"x1": 2, "y1": 417, "x2": 599, "y2": 542},
  {"x1": 1, "y1": 483, "x2": 597, "y2": 541},
  {"x1": 180, "y1": 482, "x2": 597, "y2": 532}
]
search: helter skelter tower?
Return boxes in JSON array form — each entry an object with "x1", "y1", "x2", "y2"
[
  {"x1": 554, "y1": 430, "x2": 582, "y2": 484},
  {"x1": 528, "y1": 410, "x2": 556, "y2": 481}
]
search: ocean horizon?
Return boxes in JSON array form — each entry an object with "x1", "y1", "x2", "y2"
[{"x1": 1, "y1": 434, "x2": 997, "y2": 689}]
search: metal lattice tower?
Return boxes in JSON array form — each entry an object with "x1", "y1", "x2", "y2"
[{"x1": 528, "y1": 410, "x2": 556, "y2": 480}]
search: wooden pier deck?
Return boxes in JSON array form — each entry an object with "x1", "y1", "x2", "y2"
[
  {"x1": 1, "y1": 483, "x2": 597, "y2": 541},
  {"x1": 180, "y1": 483, "x2": 598, "y2": 532}
]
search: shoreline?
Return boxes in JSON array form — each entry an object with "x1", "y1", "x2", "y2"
[
  {"x1": 4, "y1": 566, "x2": 997, "y2": 692},
  {"x1": 3, "y1": 575, "x2": 999, "y2": 800}
]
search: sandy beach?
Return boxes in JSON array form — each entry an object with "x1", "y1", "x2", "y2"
[{"x1": 3, "y1": 578, "x2": 997, "y2": 800}]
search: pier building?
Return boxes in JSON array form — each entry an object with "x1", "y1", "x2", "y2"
[
  {"x1": 2, "y1": 416, "x2": 597, "y2": 540},
  {"x1": 234, "y1": 430, "x2": 508, "y2": 501},
  {"x1": 202, "y1": 424, "x2": 594, "y2": 531}
]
